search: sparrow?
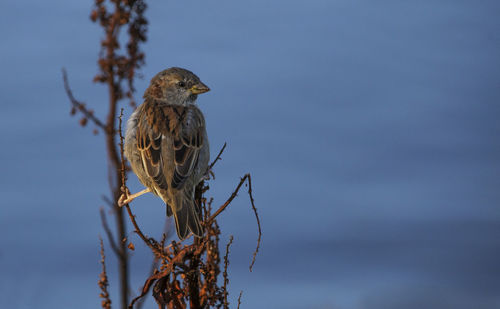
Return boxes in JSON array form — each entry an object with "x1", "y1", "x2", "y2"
[{"x1": 121, "y1": 67, "x2": 210, "y2": 240}]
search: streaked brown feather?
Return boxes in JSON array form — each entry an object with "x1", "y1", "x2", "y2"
[
  {"x1": 137, "y1": 99, "x2": 205, "y2": 191},
  {"x1": 136, "y1": 104, "x2": 169, "y2": 191}
]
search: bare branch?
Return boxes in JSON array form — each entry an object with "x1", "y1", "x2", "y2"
[
  {"x1": 62, "y1": 68, "x2": 106, "y2": 130},
  {"x1": 135, "y1": 256, "x2": 159, "y2": 309},
  {"x1": 100, "y1": 207, "x2": 120, "y2": 257},
  {"x1": 206, "y1": 173, "x2": 262, "y2": 271},
  {"x1": 237, "y1": 291, "x2": 243, "y2": 309},
  {"x1": 246, "y1": 174, "x2": 262, "y2": 272},
  {"x1": 124, "y1": 203, "x2": 167, "y2": 259},
  {"x1": 207, "y1": 175, "x2": 248, "y2": 224},
  {"x1": 98, "y1": 237, "x2": 112, "y2": 309},
  {"x1": 208, "y1": 142, "x2": 227, "y2": 171},
  {"x1": 118, "y1": 108, "x2": 128, "y2": 200},
  {"x1": 223, "y1": 235, "x2": 234, "y2": 309}
]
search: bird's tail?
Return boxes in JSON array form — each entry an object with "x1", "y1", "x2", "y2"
[{"x1": 171, "y1": 191, "x2": 203, "y2": 240}]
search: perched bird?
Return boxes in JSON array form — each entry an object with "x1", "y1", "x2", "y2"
[{"x1": 122, "y1": 67, "x2": 210, "y2": 239}]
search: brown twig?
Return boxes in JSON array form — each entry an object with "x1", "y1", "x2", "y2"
[
  {"x1": 208, "y1": 142, "x2": 227, "y2": 171},
  {"x1": 246, "y1": 174, "x2": 261, "y2": 272},
  {"x1": 207, "y1": 174, "x2": 262, "y2": 271},
  {"x1": 207, "y1": 176, "x2": 248, "y2": 224},
  {"x1": 223, "y1": 235, "x2": 234, "y2": 309},
  {"x1": 100, "y1": 207, "x2": 120, "y2": 257},
  {"x1": 237, "y1": 291, "x2": 243, "y2": 309},
  {"x1": 124, "y1": 203, "x2": 167, "y2": 259},
  {"x1": 118, "y1": 108, "x2": 128, "y2": 197},
  {"x1": 62, "y1": 68, "x2": 106, "y2": 130},
  {"x1": 98, "y1": 237, "x2": 112, "y2": 309},
  {"x1": 135, "y1": 256, "x2": 159, "y2": 309}
]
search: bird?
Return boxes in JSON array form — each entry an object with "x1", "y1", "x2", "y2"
[{"x1": 120, "y1": 67, "x2": 210, "y2": 240}]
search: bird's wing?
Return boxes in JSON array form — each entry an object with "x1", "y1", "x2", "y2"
[
  {"x1": 169, "y1": 106, "x2": 205, "y2": 189},
  {"x1": 136, "y1": 104, "x2": 169, "y2": 191},
  {"x1": 137, "y1": 103, "x2": 204, "y2": 191}
]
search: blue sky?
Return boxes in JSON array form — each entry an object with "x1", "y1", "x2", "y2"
[{"x1": 1, "y1": 0, "x2": 499, "y2": 308}]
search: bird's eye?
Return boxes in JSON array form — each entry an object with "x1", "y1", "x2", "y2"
[{"x1": 177, "y1": 81, "x2": 186, "y2": 88}]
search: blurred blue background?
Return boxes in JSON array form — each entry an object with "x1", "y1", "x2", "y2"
[{"x1": 1, "y1": 0, "x2": 499, "y2": 308}]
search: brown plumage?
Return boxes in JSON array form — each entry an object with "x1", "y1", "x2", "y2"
[{"x1": 124, "y1": 67, "x2": 210, "y2": 239}]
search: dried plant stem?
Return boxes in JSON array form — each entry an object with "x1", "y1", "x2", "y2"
[
  {"x1": 237, "y1": 291, "x2": 243, "y2": 309},
  {"x1": 108, "y1": 75, "x2": 129, "y2": 309},
  {"x1": 62, "y1": 68, "x2": 106, "y2": 130},
  {"x1": 100, "y1": 207, "x2": 120, "y2": 257},
  {"x1": 208, "y1": 142, "x2": 227, "y2": 171},
  {"x1": 99, "y1": 237, "x2": 112, "y2": 309},
  {"x1": 246, "y1": 174, "x2": 262, "y2": 272},
  {"x1": 207, "y1": 173, "x2": 262, "y2": 271},
  {"x1": 207, "y1": 176, "x2": 248, "y2": 224},
  {"x1": 223, "y1": 236, "x2": 234, "y2": 309}
]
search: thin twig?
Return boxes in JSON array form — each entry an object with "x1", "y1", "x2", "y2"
[
  {"x1": 206, "y1": 174, "x2": 262, "y2": 271},
  {"x1": 237, "y1": 291, "x2": 243, "y2": 309},
  {"x1": 62, "y1": 68, "x2": 106, "y2": 130},
  {"x1": 206, "y1": 175, "x2": 248, "y2": 224},
  {"x1": 223, "y1": 235, "x2": 234, "y2": 309},
  {"x1": 124, "y1": 203, "x2": 166, "y2": 258},
  {"x1": 246, "y1": 174, "x2": 261, "y2": 272},
  {"x1": 118, "y1": 108, "x2": 128, "y2": 196},
  {"x1": 100, "y1": 207, "x2": 120, "y2": 257},
  {"x1": 135, "y1": 256, "x2": 159, "y2": 309},
  {"x1": 98, "y1": 237, "x2": 112, "y2": 309},
  {"x1": 208, "y1": 142, "x2": 227, "y2": 171}
]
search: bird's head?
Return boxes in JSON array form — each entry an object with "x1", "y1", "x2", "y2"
[{"x1": 145, "y1": 67, "x2": 210, "y2": 105}]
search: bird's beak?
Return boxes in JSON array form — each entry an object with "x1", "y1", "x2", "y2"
[{"x1": 190, "y1": 82, "x2": 210, "y2": 94}]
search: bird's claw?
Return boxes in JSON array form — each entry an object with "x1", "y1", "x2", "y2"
[
  {"x1": 118, "y1": 194, "x2": 127, "y2": 207},
  {"x1": 118, "y1": 187, "x2": 131, "y2": 207}
]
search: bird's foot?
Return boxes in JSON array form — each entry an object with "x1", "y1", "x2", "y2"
[
  {"x1": 118, "y1": 187, "x2": 131, "y2": 207},
  {"x1": 118, "y1": 187, "x2": 151, "y2": 207}
]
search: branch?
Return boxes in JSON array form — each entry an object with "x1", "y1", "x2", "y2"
[
  {"x1": 206, "y1": 175, "x2": 247, "y2": 224},
  {"x1": 223, "y1": 235, "x2": 234, "y2": 309},
  {"x1": 62, "y1": 68, "x2": 106, "y2": 130},
  {"x1": 246, "y1": 174, "x2": 261, "y2": 272},
  {"x1": 237, "y1": 291, "x2": 243, "y2": 309},
  {"x1": 209, "y1": 142, "x2": 227, "y2": 171},
  {"x1": 98, "y1": 237, "x2": 112, "y2": 309},
  {"x1": 206, "y1": 174, "x2": 262, "y2": 272},
  {"x1": 118, "y1": 108, "x2": 128, "y2": 195},
  {"x1": 135, "y1": 256, "x2": 159, "y2": 309},
  {"x1": 100, "y1": 207, "x2": 120, "y2": 257},
  {"x1": 124, "y1": 204, "x2": 167, "y2": 259}
]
